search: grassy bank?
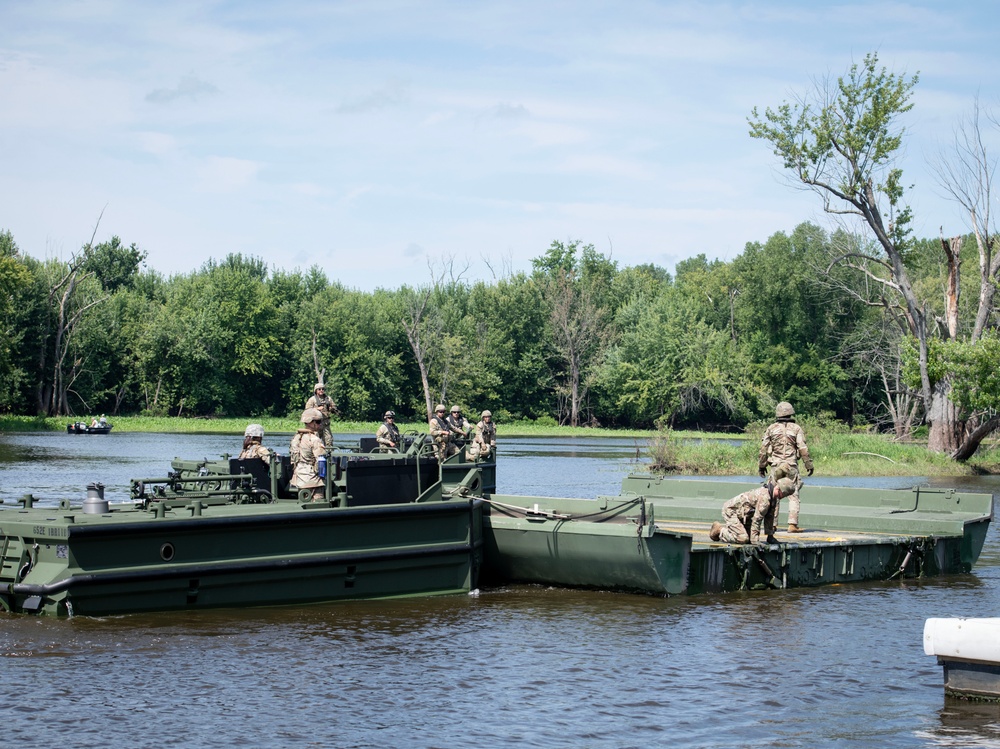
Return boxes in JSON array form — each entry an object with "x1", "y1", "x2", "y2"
[
  {"x1": 650, "y1": 425, "x2": 1000, "y2": 477},
  {"x1": 5, "y1": 415, "x2": 998, "y2": 476}
]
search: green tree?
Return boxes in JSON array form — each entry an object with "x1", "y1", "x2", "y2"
[
  {"x1": 532, "y1": 240, "x2": 616, "y2": 426},
  {"x1": 0, "y1": 231, "x2": 36, "y2": 410},
  {"x1": 746, "y1": 53, "x2": 978, "y2": 448},
  {"x1": 598, "y1": 286, "x2": 765, "y2": 427}
]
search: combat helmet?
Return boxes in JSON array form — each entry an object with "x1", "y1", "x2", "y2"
[
  {"x1": 481, "y1": 410, "x2": 492, "y2": 418},
  {"x1": 450, "y1": 405, "x2": 461, "y2": 414},
  {"x1": 314, "y1": 383, "x2": 325, "y2": 392},
  {"x1": 775, "y1": 401, "x2": 795, "y2": 418},
  {"x1": 775, "y1": 477, "x2": 796, "y2": 496},
  {"x1": 384, "y1": 410, "x2": 395, "y2": 419},
  {"x1": 434, "y1": 404, "x2": 446, "y2": 413},
  {"x1": 301, "y1": 408, "x2": 323, "y2": 423},
  {"x1": 244, "y1": 423, "x2": 264, "y2": 439}
]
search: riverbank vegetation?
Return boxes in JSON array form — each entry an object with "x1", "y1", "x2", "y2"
[
  {"x1": 2, "y1": 52, "x2": 1000, "y2": 466},
  {"x1": 649, "y1": 421, "x2": 1000, "y2": 477}
]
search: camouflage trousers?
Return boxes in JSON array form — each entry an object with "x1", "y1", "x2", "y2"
[
  {"x1": 719, "y1": 505, "x2": 752, "y2": 544},
  {"x1": 467, "y1": 442, "x2": 491, "y2": 461},
  {"x1": 767, "y1": 462, "x2": 804, "y2": 527},
  {"x1": 433, "y1": 436, "x2": 456, "y2": 462}
]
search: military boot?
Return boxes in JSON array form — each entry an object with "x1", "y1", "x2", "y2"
[
  {"x1": 765, "y1": 535, "x2": 779, "y2": 545},
  {"x1": 709, "y1": 522, "x2": 723, "y2": 541},
  {"x1": 788, "y1": 524, "x2": 803, "y2": 533}
]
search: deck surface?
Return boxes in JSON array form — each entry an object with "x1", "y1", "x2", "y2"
[{"x1": 654, "y1": 519, "x2": 912, "y2": 549}]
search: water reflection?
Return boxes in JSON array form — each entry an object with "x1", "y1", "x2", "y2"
[{"x1": 917, "y1": 700, "x2": 1000, "y2": 747}]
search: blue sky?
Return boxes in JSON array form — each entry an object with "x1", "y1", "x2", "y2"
[{"x1": 1, "y1": 1, "x2": 997, "y2": 290}]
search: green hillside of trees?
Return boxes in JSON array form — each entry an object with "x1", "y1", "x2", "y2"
[{"x1": 0, "y1": 224, "x2": 988, "y2": 443}]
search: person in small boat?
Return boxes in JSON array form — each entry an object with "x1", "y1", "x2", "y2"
[
  {"x1": 429, "y1": 404, "x2": 454, "y2": 461},
  {"x1": 238, "y1": 423, "x2": 271, "y2": 462},
  {"x1": 467, "y1": 410, "x2": 496, "y2": 460},
  {"x1": 98, "y1": 414, "x2": 108, "y2": 427},
  {"x1": 758, "y1": 401, "x2": 814, "y2": 533},
  {"x1": 709, "y1": 477, "x2": 796, "y2": 545},
  {"x1": 90, "y1": 417, "x2": 99, "y2": 428},
  {"x1": 290, "y1": 408, "x2": 327, "y2": 501},
  {"x1": 375, "y1": 410, "x2": 401, "y2": 452}
]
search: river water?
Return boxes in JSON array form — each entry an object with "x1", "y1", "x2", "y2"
[{"x1": 1, "y1": 431, "x2": 999, "y2": 749}]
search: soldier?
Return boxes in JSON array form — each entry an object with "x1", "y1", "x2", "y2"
[
  {"x1": 375, "y1": 410, "x2": 401, "y2": 452},
  {"x1": 758, "y1": 401, "x2": 814, "y2": 533},
  {"x1": 305, "y1": 383, "x2": 337, "y2": 447},
  {"x1": 468, "y1": 409, "x2": 496, "y2": 460},
  {"x1": 238, "y1": 423, "x2": 271, "y2": 462},
  {"x1": 429, "y1": 404, "x2": 454, "y2": 461},
  {"x1": 290, "y1": 408, "x2": 327, "y2": 501},
  {"x1": 446, "y1": 405, "x2": 472, "y2": 443},
  {"x1": 709, "y1": 478, "x2": 796, "y2": 545}
]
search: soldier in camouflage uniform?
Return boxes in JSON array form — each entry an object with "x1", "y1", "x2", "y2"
[
  {"x1": 446, "y1": 405, "x2": 472, "y2": 444},
  {"x1": 429, "y1": 404, "x2": 454, "y2": 461},
  {"x1": 709, "y1": 478, "x2": 796, "y2": 545},
  {"x1": 305, "y1": 383, "x2": 337, "y2": 447},
  {"x1": 758, "y1": 401, "x2": 814, "y2": 533},
  {"x1": 468, "y1": 410, "x2": 496, "y2": 460},
  {"x1": 290, "y1": 408, "x2": 327, "y2": 501},
  {"x1": 375, "y1": 410, "x2": 401, "y2": 452},
  {"x1": 238, "y1": 423, "x2": 271, "y2": 463}
]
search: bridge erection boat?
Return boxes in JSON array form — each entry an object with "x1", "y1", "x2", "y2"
[
  {"x1": 481, "y1": 476, "x2": 993, "y2": 596},
  {"x1": 0, "y1": 440, "x2": 490, "y2": 617}
]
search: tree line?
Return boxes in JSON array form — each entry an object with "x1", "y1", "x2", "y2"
[
  {"x1": 1, "y1": 52, "x2": 998, "y2": 461},
  {"x1": 0, "y1": 222, "x2": 985, "y2": 436}
]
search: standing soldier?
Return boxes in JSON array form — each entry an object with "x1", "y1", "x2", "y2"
[
  {"x1": 758, "y1": 401, "x2": 814, "y2": 533},
  {"x1": 238, "y1": 423, "x2": 271, "y2": 463},
  {"x1": 429, "y1": 404, "x2": 453, "y2": 461},
  {"x1": 468, "y1": 409, "x2": 496, "y2": 460},
  {"x1": 305, "y1": 383, "x2": 337, "y2": 447},
  {"x1": 709, "y1": 478, "x2": 796, "y2": 545},
  {"x1": 376, "y1": 410, "x2": 401, "y2": 452},
  {"x1": 290, "y1": 408, "x2": 327, "y2": 501}
]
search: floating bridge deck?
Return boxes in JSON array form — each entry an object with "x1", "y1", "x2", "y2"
[{"x1": 483, "y1": 477, "x2": 994, "y2": 596}]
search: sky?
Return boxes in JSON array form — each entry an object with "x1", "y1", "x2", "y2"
[{"x1": 2, "y1": 1, "x2": 998, "y2": 291}]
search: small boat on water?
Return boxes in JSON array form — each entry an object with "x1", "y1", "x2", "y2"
[
  {"x1": 482, "y1": 475, "x2": 993, "y2": 595},
  {"x1": 0, "y1": 437, "x2": 491, "y2": 616},
  {"x1": 67, "y1": 422, "x2": 113, "y2": 434},
  {"x1": 924, "y1": 618, "x2": 1000, "y2": 701}
]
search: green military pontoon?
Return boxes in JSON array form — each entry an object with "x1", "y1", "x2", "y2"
[
  {"x1": 482, "y1": 475, "x2": 993, "y2": 596},
  {"x1": 0, "y1": 439, "x2": 490, "y2": 616}
]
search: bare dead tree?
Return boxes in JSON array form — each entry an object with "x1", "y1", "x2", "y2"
[
  {"x1": 38, "y1": 213, "x2": 110, "y2": 416},
  {"x1": 929, "y1": 98, "x2": 1000, "y2": 459},
  {"x1": 931, "y1": 98, "x2": 1000, "y2": 343},
  {"x1": 311, "y1": 326, "x2": 326, "y2": 386},
  {"x1": 401, "y1": 258, "x2": 465, "y2": 419},
  {"x1": 545, "y1": 271, "x2": 607, "y2": 427}
]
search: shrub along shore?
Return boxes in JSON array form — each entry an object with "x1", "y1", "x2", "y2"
[{"x1": 4, "y1": 415, "x2": 998, "y2": 477}]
